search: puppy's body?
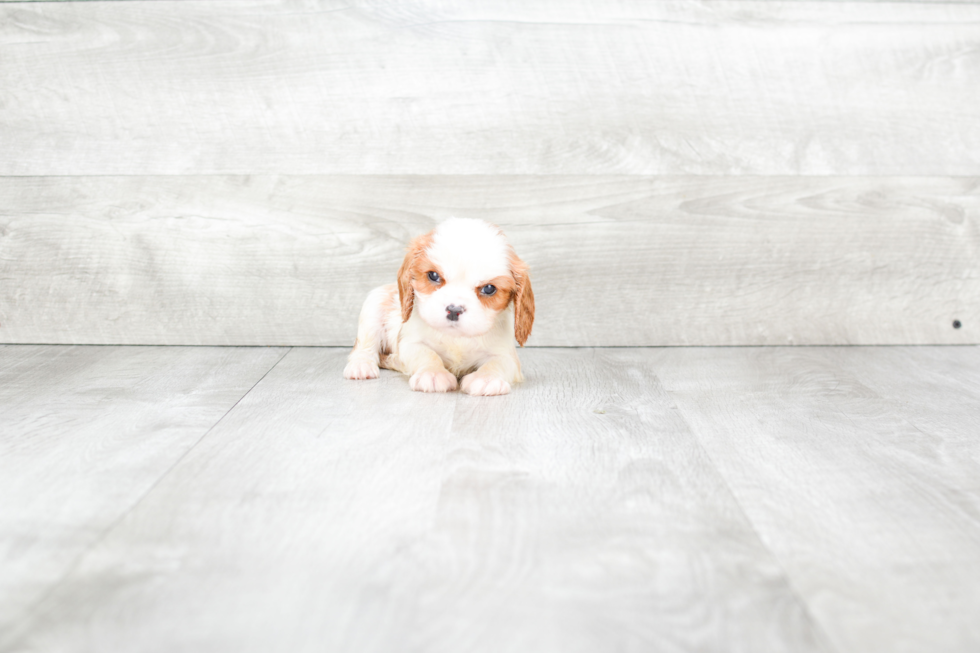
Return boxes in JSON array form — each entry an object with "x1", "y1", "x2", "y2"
[{"x1": 344, "y1": 218, "x2": 533, "y2": 395}]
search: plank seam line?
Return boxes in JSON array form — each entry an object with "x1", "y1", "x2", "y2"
[
  {"x1": 661, "y1": 384, "x2": 844, "y2": 653},
  {"x1": 3, "y1": 174, "x2": 980, "y2": 180},
  {"x1": 1, "y1": 346, "x2": 294, "y2": 647},
  {"x1": 1, "y1": 344, "x2": 978, "y2": 349}
]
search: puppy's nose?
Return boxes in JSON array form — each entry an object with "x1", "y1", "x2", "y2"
[{"x1": 446, "y1": 304, "x2": 465, "y2": 322}]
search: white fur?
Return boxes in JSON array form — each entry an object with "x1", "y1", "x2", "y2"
[{"x1": 344, "y1": 218, "x2": 528, "y2": 396}]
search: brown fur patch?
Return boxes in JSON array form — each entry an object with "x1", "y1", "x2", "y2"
[
  {"x1": 510, "y1": 252, "x2": 535, "y2": 346},
  {"x1": 397, "y1": 232, "x2": 434, "y2": 322},
  {"x1": 411, "y1": 251, "x2": 443, "y2": 297},
  {"x1": 476, "y1": 275, "x2": 515, "y2": 312}
]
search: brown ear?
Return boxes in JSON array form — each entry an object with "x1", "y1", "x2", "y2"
[
  {"x1": 510, "y1": 254, "x2": 535, "y2": 346},
  {"x1": 397, "y1": 234, "x2": 429, "y2": 322}
]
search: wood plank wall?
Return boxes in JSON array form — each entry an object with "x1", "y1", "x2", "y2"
[{"x1": 1, "y1": 0, "x2": 978, "y2": 345}]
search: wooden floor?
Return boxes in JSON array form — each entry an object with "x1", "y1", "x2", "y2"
[{"x1": 1, "y1": 345, "x2": 978, "y2": 653}]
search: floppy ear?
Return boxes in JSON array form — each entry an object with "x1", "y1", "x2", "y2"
[
  {"x1": 510, "y1": 254, "x2": 535, "y2": 346},
  {"x1": 397, "y1": 234, "x2": 429, "y2": 322},
  {"x1": 397, "y1": 241, "x2": 417, "y2": 323}
]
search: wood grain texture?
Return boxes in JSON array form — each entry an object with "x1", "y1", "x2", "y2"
[
  {"x1": 1, "y1": 175, "x2": 977, "y2": 346},
  {"x1": 0, "y1": 344, "x2": 287, "y2": 635},
  {"x1": 2, "y1": 0, "x2": 980, "y2": 175},
  {"x1": 653, "y1": 346, "x2": 980, "y2": 653},
  {"x1": 829, "y1": 346, "x2": 980, "y2": 452},
  {"x1": 1, "y1": 348, "x2": 832, "y2": 653}
]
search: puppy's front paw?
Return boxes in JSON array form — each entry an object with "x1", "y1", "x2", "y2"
[
  {"x1": 460, "y1": 372, "x2": 511, "y2": 396},
  {"x1": 344, "y1": 358, "x2": 379, "y2": 380},
  {"x1": 409, "y1": 368, "x2": 458, "y2": 393}
]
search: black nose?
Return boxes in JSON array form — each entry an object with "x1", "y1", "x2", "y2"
[{"x1": 446, "y1": 304, "x2": 465, "y2": 321}]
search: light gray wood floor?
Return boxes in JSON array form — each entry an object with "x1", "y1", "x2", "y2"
[{"x1": 1, "y1": 345, "x2": 978, "y2": 653}]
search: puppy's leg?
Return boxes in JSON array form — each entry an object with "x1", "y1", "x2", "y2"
[
  {"x1": 398, "y1": 343, "x2": 458, "y2": 393},
  {"x1": 460, "y1": 354, "x2": 522, "y2": 396},
  {"x1": 343, "y1": 284, "x2": 395, "y2": 380}
]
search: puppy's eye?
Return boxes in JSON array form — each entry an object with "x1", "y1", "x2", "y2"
[
  {"x1": 480, "y1": 284, "x2": 497, "y2": 296},
  {"x1": 427, "y1": 271, "x2": 441, "y2": 283}
]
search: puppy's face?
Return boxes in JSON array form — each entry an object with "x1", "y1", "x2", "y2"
[{"x1": 397, "y1": 219, "x2": 534, "y2": 344}]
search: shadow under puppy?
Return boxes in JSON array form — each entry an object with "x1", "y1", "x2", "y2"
[{"x1": 344, "y1": 218, "x2": 534, "y2": 395}]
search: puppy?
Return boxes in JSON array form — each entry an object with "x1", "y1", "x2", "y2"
[{"x1": 343, "y1": 218, "x2": 534, "y2": 395}]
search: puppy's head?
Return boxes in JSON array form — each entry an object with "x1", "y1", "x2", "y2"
[{"x1": 397, "y1": 218, "x2": 534, "y2": 345}]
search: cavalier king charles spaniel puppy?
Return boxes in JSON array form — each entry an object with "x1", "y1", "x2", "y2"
[{"x1": 344, "y1": 218, "x2": 534, "y2": 395}]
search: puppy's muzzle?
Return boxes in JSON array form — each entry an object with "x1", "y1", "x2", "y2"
[{"x1": 446, "y1": 304, "x2": 465, "y2": 322}]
